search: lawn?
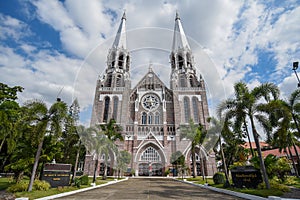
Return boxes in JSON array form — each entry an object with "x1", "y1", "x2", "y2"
[
  {"x1": 183, "y1": 176, "x2": 299, "y2": 198},
  {"x1": 1, "y1": 176, "x2": 122, "y2": 200}
]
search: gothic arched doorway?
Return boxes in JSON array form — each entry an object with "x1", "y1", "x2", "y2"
[{"x1": 137, "y1": 145, "x2": 164, "y2": 176}]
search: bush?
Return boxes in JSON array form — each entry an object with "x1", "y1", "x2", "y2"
[
  {"x1": 74, "y1": 178, "x2": 81, "y2": 188},
  {"x1": 80, "y1": 175, "x2": 89, "y2": 185},
  {"x1": 258, "y1": 179, "x2": 290, "y2": 192},
  {"x1": 7, "y1": 181, "x2": 28, "y2": 193},
  {"x1": 33, "y1": 180, "x2": 50, "y2": 191},
  {"x1": 213, "y1": 172, "x2": 225, "y2": 185}
]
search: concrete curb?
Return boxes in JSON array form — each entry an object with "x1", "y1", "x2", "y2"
[
  {"x1": 35, "y1": 178, "x2": 128, "y2": 200},
  {"x1": 174, "y1": 179, "x2": 267, "y2": 200}
]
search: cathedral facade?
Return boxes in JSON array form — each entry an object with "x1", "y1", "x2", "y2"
[{"x1": 84, "y1": 12, "x2": 216, "y2": 177}]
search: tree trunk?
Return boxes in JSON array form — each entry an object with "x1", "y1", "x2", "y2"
[
  {"x1": 199, "y1": 152, "x2": 205, "y2": 181},
  {"x1": 292, "y1": 140, "x2": 300, "y2": 177},
  {"x1": 287, "y1": 146, "x2": 299, "y2": 177},
  {"x1": 0, "y1": 134, "x2": 8, "y2": 153},
  {"x1": 191, "y1": 144, "x2": 197, "y2": 178},
  {"x1": 103, "y1": 163, "x2": 107, "y2": 180},
  {"x1": 28, "y1": 139, "x2": 44, "y2": 192},
  {"x1": 219, "y1": 137, "x2": 230, "y2": 187},
  {"x1": 250, "y1": 116, "x2": 270, "y2": 189},
  {"x1": 72, "y1": 141, "x2": 81, "y2": 184},
  {"x1": 244, "y1": 120, "x2": 254, "y2": 157},
  {"x1": 93, "y1": 159, "x2": 98, "y2": 183}
]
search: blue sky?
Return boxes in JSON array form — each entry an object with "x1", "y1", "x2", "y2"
[{"x1": 0, "y1": 0, "x2": 300, "y2": 126}]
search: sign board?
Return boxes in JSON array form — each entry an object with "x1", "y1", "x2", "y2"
[
  {"x1": 231, "y1": 166, "x2": 262, "y2": 188},
  {"x1": 41, "y1": 163, "x2": 72, "y2": 188}
]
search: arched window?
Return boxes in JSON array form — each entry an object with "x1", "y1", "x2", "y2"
[
  {"x1": 113, "y1": 96, "x2": 118, "y2": 120},
  {"x1": 126, "y1": 55, "x2": 130, "y2": 71},
  {"x1": 111, "y1": 52, "x2": 116, "y2": 68},
  {"x1": 140, "y1": 147, "x2": 161, "y2": 161},
  {"x1": 190, "y1": 153, "x2": 200, "y2": 161},
  {"x1": 106, "y1": 74, "x2": 112, "y2": 87},
  {"x1": 103, "y1": 96, "x2": 110, "y2": 122},
  {"x1": 178, "y1": 54, "x2": 184, "y2": 70},
  {"x1": 180, "y1": 75, "x2": 186, "y2": 87},
  {"x1": 116, "y1": 75, "x2": 122, "y2": 87},
  {"x1": 184, "y1": 97, "x2": 190, "y2": 123},
  {"x1": 155, "y1": 112, "x2": 160, "y2": 124},
  {"x1": 142, "y1": 112, "x2": 147, "y2": 124},
  {"x1": 118, "y1": 54, "x2": 124, "y2": 68},
  {"x1": 148, "y1": 113, "x2": 153, "y2": 124},
  {"x1": 189, "y1": 75, "x2": 194, "y2": 87},
  {"x1": 192, "y1": 97, "x2": 199, "y2": 123},
  {"x1": 187, "y1": 53, "x2": 192, "y2": 68}
]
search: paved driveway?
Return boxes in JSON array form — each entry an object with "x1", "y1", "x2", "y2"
[{"x1": 56, "y1": 178, "x2": 244, "y2": 200}]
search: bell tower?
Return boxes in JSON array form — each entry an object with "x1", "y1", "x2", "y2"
[
  {"x1": 170, "y1": 12, "x2": 200, "y2": 89},
  {"x1": 90, "y1": 12, "x2": 131, "y2": 126}
]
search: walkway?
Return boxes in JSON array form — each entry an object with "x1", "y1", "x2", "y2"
[{"x1": 56, "y1": 178, "x2": 244, "y2": 200}]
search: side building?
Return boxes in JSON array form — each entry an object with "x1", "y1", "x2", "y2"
[{"x1": 84, "y1": 12, "x2": 216, "y2": 177}]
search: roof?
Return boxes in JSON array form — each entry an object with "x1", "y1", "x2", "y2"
[
  {"x1": 172, "y1": 12, "x2": 190, "y2": 51},
  {"x1": 242, "y1": 142, "x2": 269, "y2": 149},
  {"x1": 112, "y1": 12, "x2": 127, "y2": 49}
]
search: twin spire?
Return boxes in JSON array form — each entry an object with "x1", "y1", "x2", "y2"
[
  {"x1": 112, "y1": 12, "x2": 127, "y2": 49},
  {"x1": 111, "y1": 11, "x2": 190, "y2": 51}
]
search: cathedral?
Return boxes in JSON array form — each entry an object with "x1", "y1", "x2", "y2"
[{"x1": 84, "y1": 12, "x2": 217, "y2": 177}]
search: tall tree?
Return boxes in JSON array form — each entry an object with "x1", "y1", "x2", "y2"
[
  {"x1": 22, "y1": 100, "x2": 68, "y2": 192},
  {"x1": 0, "y1": 83, "x2": 23, "y2": 154},
  {"x1": 98, "y1": 119, "x2": 123, "y2": 179},
  {"x1": 180, "y1": 119, "x2": 204, "y2": 178},
  {"x1": 221, "y1": 82, "x2": 279, "y2": 189}
]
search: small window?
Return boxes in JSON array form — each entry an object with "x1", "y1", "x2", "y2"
[{"x1": 142, "y1": 112, "x2": 147, "y2": 124}]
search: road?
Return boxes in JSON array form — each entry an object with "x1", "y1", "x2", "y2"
[{"x1": 56, "y1": 178, "x2": 244, "y2": 200}]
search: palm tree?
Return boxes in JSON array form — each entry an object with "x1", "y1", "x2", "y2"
[
  {"x1": 221, "y1": 82, "x2": 279, "y2": 189},
  {"x1": 180, "y1": 119, "x2": 204, "y2": 178},
  {"x1": 207, "y1": 116, "x2": 230, "y2": 186},
  {"x1": 263, "y1": 99, "x2": 299, "y2": 176},
  {"x1": 98, "y1": 119, "x2": 123, "y2": 179},
  {"x1": 22, "y1": 100, "x2": 68, "y2": 192}
]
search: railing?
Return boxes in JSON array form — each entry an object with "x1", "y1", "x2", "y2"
[
  {"x1": 173, "y1": 87, "x2": 204, "y2": 91},
  {"x1": 99, "y1": 87, "x2": 125, "y2": 91},
  {"x1": 125, "y1": 124, "x2": 176, "y2": 138}
]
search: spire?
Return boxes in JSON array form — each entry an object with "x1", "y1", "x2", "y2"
[
  {"x1": 112, "y1": 11, "x2": 127, "y2": 49},
  {"x1": 172, "y1": 12, "x2": 190, "y2": 51}
]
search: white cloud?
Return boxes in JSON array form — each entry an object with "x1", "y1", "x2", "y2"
[{"x1": 1, "y1": 0, "x2": 300, "y2": 125}]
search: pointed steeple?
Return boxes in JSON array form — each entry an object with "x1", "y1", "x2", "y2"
[
  {"x1": 172, "y1": 11, "x2": 190, "y2": 51},
  {"x1": 112, "y1": 11, "x2": 127, "y2": 49}
]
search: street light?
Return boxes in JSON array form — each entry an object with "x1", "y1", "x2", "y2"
[{"x1": 292, "y1": 61, "x2": 300, "y2": 88}]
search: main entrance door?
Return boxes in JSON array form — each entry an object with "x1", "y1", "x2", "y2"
[{"x1": 138, "y1": 146, "x2": 163, "y2": 176}]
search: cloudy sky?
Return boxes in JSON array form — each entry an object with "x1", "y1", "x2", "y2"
[{"x1": 1, "y1": 0, "x2": 300, "y2": 125}]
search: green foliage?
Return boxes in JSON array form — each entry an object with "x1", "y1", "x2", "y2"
[
  {"x1": 7, "y1": 181, "x2": 28, "y2": 193},
  {"x1": 213, "y1": 172, "x2": 225, "y2": 184},
  {"x1": 0, "y1": 83, "x2": 23, "y2": 103},
  {"x1": 33, "y1": 180, "x2": 50, "y2": 191},
  {"x1": 80, "y1": 175, "x2": 89, "y2": 185},
  {"x1": 164, "y1": 169, "x2": 170, "y2": 176},
  {"x1": 284, "y1": 176, "x2": 298, "y2": 185},
  {"x1": 74, "y1": 178, "x2": 81, "y2": 188},
  {"x1": 258, "y1": 179, "x2": 290, "y2": 192},
  {"x1": 251, "y1": 154, "x2": 291, "y2": 182}
]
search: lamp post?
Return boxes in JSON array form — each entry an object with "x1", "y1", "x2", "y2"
[{"x1": 292, "y1": 62, "x2": 300, "y2": 87}]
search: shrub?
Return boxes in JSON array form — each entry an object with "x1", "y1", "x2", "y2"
[
  {"x1": 6, "y1": 181, "x2": 28, "y2": 193},
  {"x1": 213, "y1": 172, "x2": 225, "y2": 185},
  {"x1": 33, "y1": 180, "x2": 50, "y2": 191},
  {"x1": 74, "y1": 178, "x2": 81, "y2": 188},
  {"x1": 258, "y1": 179, "x2": 290, "y2": 192},
  {"x1": 80, "y1": 175, "x2": 89, "y2": 185}
]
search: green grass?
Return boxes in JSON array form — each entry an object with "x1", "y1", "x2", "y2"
[
  {"x1": 184, "y1": 176, "x2": 296, "y2": 198},
  {"x1": 229, "y1": 188, "x2": 284, "y2": 197},
  {"x1": 0, "y1": 177, "x2": 15, "y2": 190},
  {"x1": 3, "y1": 176, "x2": 119, "y2": 200}
]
